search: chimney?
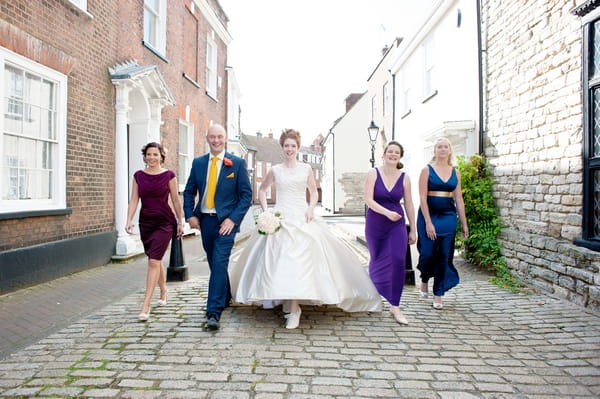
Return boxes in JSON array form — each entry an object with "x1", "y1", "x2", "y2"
[{"x1": 345, "y1": 93, "x2": 364, "y2": 112}]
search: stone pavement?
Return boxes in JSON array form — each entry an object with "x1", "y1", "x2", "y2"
[
  {"x1": 1, "y1": 213, "x2": 600, "y2": 398},
  {"x1": 0, "y1": 207, "x2": 258, "y2": 361}
]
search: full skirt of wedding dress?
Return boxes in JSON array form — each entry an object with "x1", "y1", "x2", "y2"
[{"x1": 230, "y1": 215, "x2": 382, "y2": 313}]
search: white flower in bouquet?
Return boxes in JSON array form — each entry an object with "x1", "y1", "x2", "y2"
[{"x1": 256, "y1": 211, "x2": 282, "y2": 235}]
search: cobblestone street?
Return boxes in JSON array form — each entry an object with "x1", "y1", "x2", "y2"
[{"x1": 1, "y1": 216, "x2": 599, "y2": 398}]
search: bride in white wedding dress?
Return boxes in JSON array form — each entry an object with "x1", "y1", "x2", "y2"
[{"x1": 229, "y1": 129, "x2": 382, "y2": 329}]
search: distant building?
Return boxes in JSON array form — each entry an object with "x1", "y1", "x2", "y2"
[{"x1": 321, "y1": 93, "x2": 372, "y2": 214}]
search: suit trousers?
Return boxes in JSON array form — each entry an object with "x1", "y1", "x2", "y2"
[{"x1": 200, "y1": 215, "x2": 235, "y2": 317}]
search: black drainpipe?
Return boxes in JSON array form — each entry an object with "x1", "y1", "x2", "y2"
[
  {"x1": 476, "y1": 0, "x2": 484, "y2": 154},
  {"x1": 392, "y1": 73, "x2": 396, "y2": 140},
  {"x1": 321, "y1": 129, "x2": 335, "y2": 213}
]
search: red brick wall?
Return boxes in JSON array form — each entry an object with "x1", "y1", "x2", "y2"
[
  {"x1": 0, "y1": 0, "x2": 229, "y2": 251},
  {"x1": 116, "y1": 0, "x2": 228, "y2": 163},
  {"x1": 0, "y1": 0, "x2": 120, "y2": 251}
]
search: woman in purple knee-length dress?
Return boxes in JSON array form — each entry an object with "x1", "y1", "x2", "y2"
[
  {"x1": 126, "y1": 142, "x2": 184, "y2": 322},
  {"x1": 364, "y1": 141, "x2": 416, "y2": 325}
]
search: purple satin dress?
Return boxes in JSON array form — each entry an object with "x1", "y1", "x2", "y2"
[
  {"x1": 365, "y1": 169, "x2": 408, "y2": 306},
  {"x1": 134, "y1": 170, "x2": 177, "y2": 260}
]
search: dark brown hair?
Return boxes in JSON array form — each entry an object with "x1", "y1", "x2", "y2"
[
  {"x1": 384, "y1": 140, "x2": 404, "y2": 169},
  {"x1": 142, "y1": 142, "x2": 166, "y2": 164},
  {"x1": 279, "y1": 128, "x2": 301, "y2": 147}
]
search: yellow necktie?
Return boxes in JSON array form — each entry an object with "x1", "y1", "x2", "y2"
[{"x1": 206, "y1": 156, "x2": 218, "y2": 209}]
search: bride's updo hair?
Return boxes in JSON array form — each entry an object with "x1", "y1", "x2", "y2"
[{"x1": 279, "y1": 128, "x2": 301, "y2": 147}]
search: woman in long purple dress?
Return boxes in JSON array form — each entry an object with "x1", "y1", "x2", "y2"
[
  {"x1": 364, "y1": 141, "x2": 416, "y2": 324},
  {"x1": 126, "y1": 142, "x2": 184, "y2": 321}
]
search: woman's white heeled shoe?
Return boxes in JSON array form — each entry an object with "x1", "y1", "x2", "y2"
[
  {"x1": 420, "y1": 283, "x2": 429, "y2": 298},
  {"x1": 157, "y1": 291, "x2": 168, "y2": 306},
  {"x1": 138, "y1": 312, "x2": 149, "y2": 321},
  {"x1": 392, "y1": 312, "x2": 408, "y2": 325},
  {"x1": 284, "y1": 307, "x2": 301, "y2": 329}
]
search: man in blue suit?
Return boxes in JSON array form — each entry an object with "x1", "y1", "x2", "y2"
[{"x1": 183, "y1": 124, "x2": 252, "y2": 330}]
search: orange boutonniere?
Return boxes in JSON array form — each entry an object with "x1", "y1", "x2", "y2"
[{"x1": 223, "y1": 157, "x2": 233, "y2": 167}]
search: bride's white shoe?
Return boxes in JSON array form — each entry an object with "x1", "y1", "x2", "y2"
[{"x1": 284, "y1": 307, "x2": 301, "y2": 329}]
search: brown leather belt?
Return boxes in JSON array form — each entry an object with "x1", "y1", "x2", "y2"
[{"x1": 428, "y1": 191, "x2": 453, "y2": 197}]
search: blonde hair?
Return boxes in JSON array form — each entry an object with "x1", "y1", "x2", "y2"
[{"x1": 430, "y1": 137, "x2": 453, "y2": 166}]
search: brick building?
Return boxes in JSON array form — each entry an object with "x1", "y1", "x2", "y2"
[
  {"x1": 0, "y1": 0, "x2": 231, "y2": 292},
  {"x1": 481, "y1": 0, "x2": 600, "y2": 310}
]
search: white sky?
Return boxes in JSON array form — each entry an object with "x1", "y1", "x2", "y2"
[{"x1": 219, "y1": 0, "x2": 435, "y2": 142}]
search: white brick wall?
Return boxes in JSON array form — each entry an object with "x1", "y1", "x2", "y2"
[{"x1": 482, "y1": 0, "x2": 600, "y2": 310}]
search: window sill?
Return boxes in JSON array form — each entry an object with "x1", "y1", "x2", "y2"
[
  {"x1": 205, "y1": 90, "x2": 218, "y2": 102},
  {"x1": 0, "y1": 208, "x2": 73, "y2": 221},
  {"x1": 422, "y1": 89, "x2": 438, "y2": 104},
  {"x1": 67, "y1": 1, "x2": 94, "y2": 19},
  {"x1": 142, "y1": 41, "x2": 169, "y2": 63},
  {"x1": 400, "y1": 109, "x2": 411, "y2": 119},
  {"x1": 183, "y1": 73, "x2": 201, "y2": 88},
  {"x1": 573, "y1": 238, "x2": 600, "y2": 252}
]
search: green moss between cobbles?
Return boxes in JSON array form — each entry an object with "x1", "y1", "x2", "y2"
[{"x1": 250, "y1": 376, "x2": 267, "y2": 390}]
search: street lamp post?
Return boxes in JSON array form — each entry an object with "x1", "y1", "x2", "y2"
[
  {"x1": 367, "y1": 120, "x2": 380, "y2": 167},
  {"x1": 365, "y1": 121, "x2": 380, "y2": 216}
]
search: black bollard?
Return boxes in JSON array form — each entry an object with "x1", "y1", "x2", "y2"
[
  {"x1": 405, "y1": 224, "x2": 415, "y2": 286},
  {"x1": 166, "y1": 236, "x2": 189, "y2": 281}
]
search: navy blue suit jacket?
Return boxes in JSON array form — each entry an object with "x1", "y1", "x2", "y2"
[{"x1": 183, "y1": 152, "x2": 252, "y2": 231}]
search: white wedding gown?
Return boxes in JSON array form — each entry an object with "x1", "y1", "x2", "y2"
[{"x1": 230, "y1": 163, "x2": 382, "y2": 312}]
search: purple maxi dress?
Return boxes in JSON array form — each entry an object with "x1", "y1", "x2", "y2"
[
  {"x1": 365, "y1": 169, "x2": 409, "y2": 307},
  {"x1": 134, "y1": 170, "x2": 177, "y2": 260}
]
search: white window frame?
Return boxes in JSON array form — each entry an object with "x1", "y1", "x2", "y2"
[
  {"x1": 265, "y1": 185, "x2": 272, "y2": 200},
  {"x1": 422, "y1": 37, "x2": 436, "y2": 99},
  {"x1": 143, "y1": 0, "x2": 167, "y2": 56},
  {"x1": 256, "y1": 161, "x2": 263, "y2": 178},
  {"x1": 178, "y1": 120, "x2": 194, "y2": 192},
  {"x1": 371, "y1": 95, "x2": 377, "y2": 120},
  {"x1": 206, "y1": 32, "x2": 218, "y2": 99},
  {"x1": 0, "y1": 47, "x2": 67, "y2": 213},
  {"x1": 383, "y1": 82, "x2": 390, "y2": 116},
  {"x1": 400, "y1": 69, "x2": 411, "y2": 116}
]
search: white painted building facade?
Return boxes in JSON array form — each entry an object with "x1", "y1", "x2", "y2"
[
  {"x1": 385, "y1": 0, "x2": 480, "y2": 205},
  {"x1": 321, "y1": 93, "x2": 372, "y2": 214}
]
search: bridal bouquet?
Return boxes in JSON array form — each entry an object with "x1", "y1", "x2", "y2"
[{"x1": 256, "y1": 211, "x2": 282, "y2": 235}]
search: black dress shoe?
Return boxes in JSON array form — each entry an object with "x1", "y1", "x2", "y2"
[{"x1": 206, "y1": 315, "x2": 220, "y2": 331}]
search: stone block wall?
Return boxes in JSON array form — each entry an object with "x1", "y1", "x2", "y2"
[
  {"x1": 482, "y1": 0, "x2": 600, "y2": 310},
  {"x1": 338, "y1": 172, "x2": 366, "y2": 214}
]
